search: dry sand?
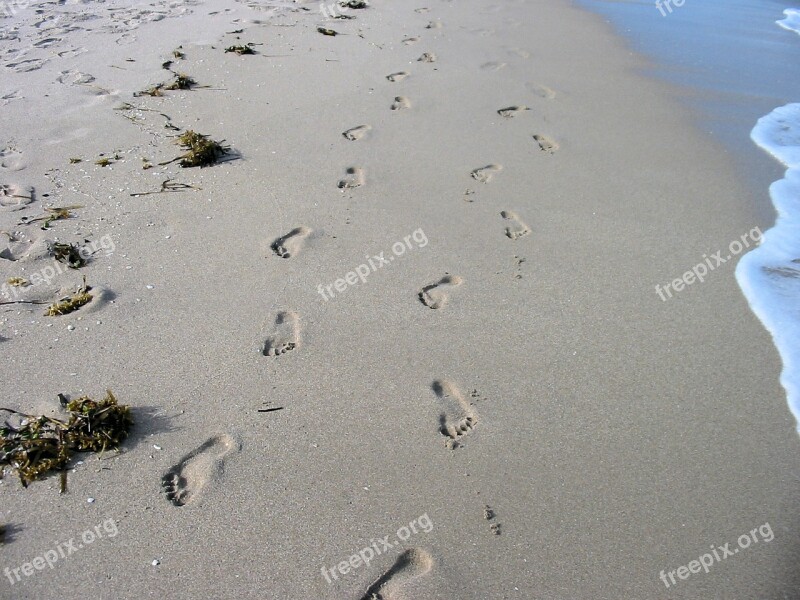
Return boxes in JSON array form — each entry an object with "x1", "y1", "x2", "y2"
[{"x1": 1, "y1": 0, "x2": 798, "y2": 598}]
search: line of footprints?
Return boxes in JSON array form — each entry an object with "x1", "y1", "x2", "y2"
[{"x1": 156, "y1": 8, "x2": 525, "y2": 596}]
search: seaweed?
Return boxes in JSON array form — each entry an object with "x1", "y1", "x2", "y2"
[
  {"x1": 95, "y1": 154, "x2": 119, "y2": 167},
  {"x1": 50, "y1": 242, "x2": 85, "y2": 269},
  {"x1": 18, "y1": 205, "x2": 82, "y2": 230},
  {"x1": 69, "y1": 157, "x2": 82, "y2": 164},
  {"x1": 225, "y1": 44, "x2": 256, "y2": 55},
  {"x1": 159, "y1": 130, "x2": 229, "y2": 168},
  {"x1": 173, "y1": 49, "x2": 185, "y2": 59},
  {"x1": 164, "y1": 73, "x2": 196, "y2": 90},
  {"x1": 130, "y1": 179, "x2": 200, "y2": 197},
  {"x1": 6, "y1": 277, "x2": 29, "y2": 287},
  {"x1": 317, "y1": 27, "x2": 339, "y2": 36},
  {"x1": 136, "y1": 85, "x2": 164, "y2": 97},
  {"x1": 0, "y1": 390, "x2": 132, "y2": 489},
  {"x1": 341, "y1": 0, "x2": 368, "y2": 8},
  {"x1": 44, "y1": 277, "x2": 93, "y2": 316}
]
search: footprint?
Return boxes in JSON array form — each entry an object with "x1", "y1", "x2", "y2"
[
  {"x1": 507, "y1": 47, "x2": 531, "y2": 59},
  {"x1": 359, "y1": 549, "x2": 434, "y2": 600},
  {"x1": 338, "y1": 166, "x2": 365, "y2": 189},
  {"x1": 432, "y1": 380, "x2": 478, "y2": 446},
  {"x1": 425, "y1": 20, "x2": 442, "y2": 29},
  {"x1": 271, "y1": 226, "x2": 311, "y2": 259},
  {"x1": 419, "y1": 275, "x2": 462, "y2": 309},
  {"x1": 470, "y1": 164, "x2": 502, "y2": 183},
  {"x1": 500, "y1": 210, "x2": 530, "y2": 240},
  {"x1": 526, "y1": 83, "x2": 556, "y2": 99},
  {"x1": 161, "y1": 435, "x2": 239, "y2": 507},
  {"x1": 0, "y1": 147, "x2": 25, "y2": 172},
  {"x1": 480, "y1": 61, "x2": 507, "y2": 71},
  {"x1": 261, "y1": 311, "x2": 300, "y2": 356},
  {"x1": 56, "y1": 70, "x2": 95, "y2": 86},
  {"x1": 386, "y1": 71, "x2": 409, "y2": 82},
  {"x1": 497, "y1": 105, "x2": 529, "y2": 118},
  {"x1": 533, "y1": 134, "x2": 558, "y2": 154},
  {"x1": 0, "y1": 184, "x2": 34, "y2": 211},
  {"x1": 417, "y1": 52, "x2": 436, "y2": 63},
  {"x1": 391, "y1": 96, "x2": 411, "y2": 111},
  {"x1": 342, "y1": 124, "x2": 371, "y2": 141},
  {"x1": 402, "y1": 36, "x2": 419, "y2": 45}
]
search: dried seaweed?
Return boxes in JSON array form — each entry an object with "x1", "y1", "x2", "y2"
[
  {"x1": 50, "y1": 242, "x2": 85, "y2": 269},
  {"x1": 44, "y1": 277, "x2": 93, "y2": 316},
  {"x1": 164, "y1": 73, "x2": 196, "y2": 90},
  {"x1": 0, "y1": 390, "x2": 132, "y2": 489},
  {"x1": 173, "y1": 49, "x2": 185, "y2": 59},
  {"x1": 159, "y1": 130, "x2": 229, "y2": 168},
  {"x1": 225, "y1": 44, "x2": 256, "y2": 55},
  {"x1": 18, "y1": 205, "x2": 82, "y2": 230},
  {"x1": 341, "y1": 0, "x2": 368, "y2": 8},
  {"x1": 69, "y1": 157, "x2": 82, "y2": 164},
  {"x1": 6, "y1": 277, "x2": 28, "y2": 287},
  {"x1": 130, "y1": 179, "x2": 201, "y2": 197},
  {"x1": 317, "y1": 27, "x2": 339, "y2": 36},
  {"x1": 95, "y1": 157, "x2": 113, "y2": 167}
]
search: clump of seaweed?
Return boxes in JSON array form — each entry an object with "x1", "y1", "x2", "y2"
[
  {"x1": 0, "y1": 390, "x2": 132, "y2": 489},
  {"x1": 225, "y1": 44, "x2": 256, "y2": 55},
  {"x1": 44, "y1": 277, "x2": 93, "y2": 316},
  {"x1": 49, "y1": 242, "x2": 85, "y2": 269},
  {"x1": 159, "y1": 130, "x2": 229, "y2": 168},
  {"x1": 317, "y1": 27, "x2": 339, "y2": 36},
  {"x1": 341, "y1": 0, "x2": 368, "y2": 8},
  {"x1": 7, "y1": 277, "x2": 29, "y2": 287},
  {"x1": 69, "y1": 157, "x2": 82, "y2": 164},
  {"x1": 164, "y1": 73, "x2": 196, "y2": 90},
  {"x1": 173, "y1": 48, "x2": 185, "y2": 59}
]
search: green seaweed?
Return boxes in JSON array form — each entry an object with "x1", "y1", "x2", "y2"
[
  {"x1": 0, "y1": 391, "x2": 132, "y2": 489},
  {"x1": 164, "y1": 73, "x2": 196, "y2": 90},
  {"x1": 159, "y1": 130, "x2": 229, "y2": 168},
  {"x1": 317, "y1": 27, "x2": 339, "y2": 36},
  {"x1": 50, "y1": 242, "x2": 85, "y2": 269},
  {"x1": 225, "y1": 44, "x2": 256, "y2": 55},
  {"x1": 44, "y1": 277, "x2": 93, "y2": 316}
]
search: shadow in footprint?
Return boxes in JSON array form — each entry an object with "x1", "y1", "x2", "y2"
[
  {"x1": 161, "y1": 434, "x2": 239, "y2": 507},
  {"x1": 500, "y1": 210, "x2": 530, "y2": 239},
  {"x1": 471, "y1": 164, "x2": 502, "y2": 183},
  {"x1": 271, "y1": 226, "x2": 311, "y2": 259},
  {"x1": 338, "y1": 167, "x2": 365, "y2": 189},
  {"x1": 359, "y1": 548, "x2": 434, "y2": 600},
  {"x1": 419, "y1": 275, "x2": 462, "y2": 309},
  {"x1": 533, "y1": 134, "x2": 558, "y2": 154},
  {"x1": 391, "y1": 96, "x2": 411, "y2": 111},
  {"x1": 262, "y1": 311, "x2": 300, "y2": 356},
  {"x1": 433, "y1": 380, "x2": 478, "y2": 448},
  {"x1": 343, "y1": 125, "x2": 372, "y2": 141}
]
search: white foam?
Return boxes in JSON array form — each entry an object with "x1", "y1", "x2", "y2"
[
  {"x1": 778, "y1": 8, "x2": 800, "y2": 35},
  {"x1": 737, "y1": 103, "x2": 800, "y2": 432}
]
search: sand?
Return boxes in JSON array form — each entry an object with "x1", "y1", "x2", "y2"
[{"x1": 1, "y1": 0, "x2": 798, "y2": 598}]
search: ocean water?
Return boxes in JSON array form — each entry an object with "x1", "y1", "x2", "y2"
[{"x1": 580, "y1": 0, "x2": 800, "y2": 431}]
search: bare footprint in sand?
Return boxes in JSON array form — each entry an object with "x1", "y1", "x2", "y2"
[
  {"x1": 480, "y1": 61, "x2": 507, "y2": 72},
  {"x1": 0, "y1": 184, "x2": 34, "y2": 211},
  {"x1": 497, "y1": 105, "x2": 529, "y2": 118},
  {"x1": 261, "y1": 311, "x2": 300, "y2": 356},
  {"x1": 402, "y1": 36, "x2": 419, "y2": 45},
  {"x1": 338, "y1": 166, "x2": 365, "y2": 189},
  {"x1": 500, "y1": 210, "x2": 530, "y2": 240},
  {"x1": 533, "y1": 134, "x2": 558, "y2": 154},
  {"x1": 161, "y1": 434, "x2": 239, "y2": 507},
  {"x1": 433, "y1": 380, "x2": 478, "y2": 447},
  {"x1": 471, "y1": 164, "x2": 503, "y2": 183},
  {"x1": 386, "y1": 71, "x2": 409, "y2": 82},
  {"x1": 0, "y1": 147, "x2": 26, "y2": 172},
  {"x1": 391, "y1": 96, "x2": 411, "y2": 111},
  {"x1": 425, "y1": 20, "x2": 442, "y2": 29},
  {"x1": 417, "y1": 52, "x2": 436, "y2": 63},
  {"x1": 271, "y1": 226, "x2": 311, "y2": 258},
  {"x1": 343, "y1": 125, "x2": 372, "y2": 141},
  {"x1": 419, "y1": 275, "x2": 463, "y2": 309},
  {"x1": 359, "y1": 549, "x2": 434, "y2": 600},
  {"x1": 526, "y1": 82, "x2": 556, "y2": 99}
]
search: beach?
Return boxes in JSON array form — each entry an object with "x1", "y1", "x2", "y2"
[{"x1": 1, "y1": 0, "x2": 798, "y2": 598}]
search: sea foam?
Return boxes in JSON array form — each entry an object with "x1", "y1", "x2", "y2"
[
  {"x1": 778, "y1": 8, "x2": 800, "y2": 35},
  {"x1": 737, "y1": 102, "x2": 800, "y2": 432}
]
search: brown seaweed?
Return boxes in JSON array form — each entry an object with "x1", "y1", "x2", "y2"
[
  {"x1": 49, "y1": 242, "x2": 85, "y2": 269},
  {"x1": 44, "y1": 277, "x2": 93, "y2": 316},
  {"x1": 0, "y1": 390, "x2": 132, "y2": 489},
  {"x1": 225, "y1": 44, "x2": 256, "y2": 55}
]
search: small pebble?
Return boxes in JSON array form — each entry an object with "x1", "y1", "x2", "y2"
[
  {"x1": 87, "y1": 497, "x2": 95, "y2": 503},
  {"x1": 152, "y1": 559, "x2": 160, "y2": 566},
  {"x1": 153, "y1": 444, "x2": 162, "y2": 451},
  {"x1": 67, "y1": 324, "x2": 75, "y2": 331},
  {"x1": 146, "y1": 285, "x2": 154, "y2": 290}
]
